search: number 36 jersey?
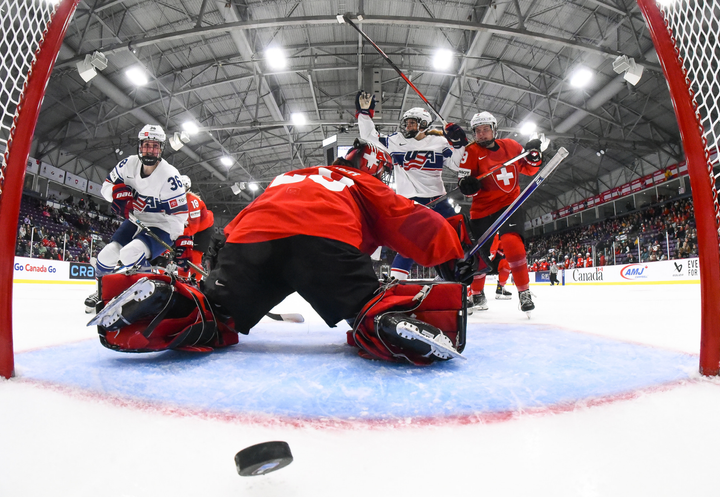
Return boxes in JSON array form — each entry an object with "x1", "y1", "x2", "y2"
[
  {"x1": 101, "y1": 155, "x2": 188, "y2": 240},
  {"x1": 224, "y1": 165, "x2": 463, "y2": 267}
]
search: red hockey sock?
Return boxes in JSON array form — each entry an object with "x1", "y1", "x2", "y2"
[
  {"x1": 470, "y1": 274, "x2": 486, "y2": 295},
  {"x1": 498, "y1": 259, "x2": 511, "y2": 286},
  {"x1": 501, "y1": 233, "x2": 530, "y2": 292}
]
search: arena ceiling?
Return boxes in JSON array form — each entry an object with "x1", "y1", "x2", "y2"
[{"x1": 35, "y1": 0, "x2": 682, "y2": 224}]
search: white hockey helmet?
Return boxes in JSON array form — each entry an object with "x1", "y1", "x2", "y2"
[
  {"x1": 470, "y1": 111, "x2": 497, "y2": 133},
  {"x1": 180, "y1": 175, "x2": 192, "y2": 191},
  {"x1": 399, "y1": 107, "x2": 433, "y2": 138},
  {"x1": 137, "y1": 124, "x2": 166, "y2": 165}
]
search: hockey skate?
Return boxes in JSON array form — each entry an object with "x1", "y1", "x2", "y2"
[
  {"x1": 377, "y1": 314, "x2": 466, "y2": 361},
  {"x1": 84, "y1": 290, "x2": 100, "y2": 314},
  {"x1": 495, "y1": 283, "x2": 512, "y2": 300},
  {"x1": 465, "y1": 295, "x2": 474, "y2": 316},
  {"x1": 471, "y1": 290, "x2": 488, "y2": 311},
  {"x1": 88, "y1": 277, "x2": 173, "y2": 330},
  {"x1": 518, "y1": 289, "x2": 535, "y2": 318}
]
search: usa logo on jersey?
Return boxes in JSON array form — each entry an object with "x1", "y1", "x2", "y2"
[{"x1": 393, "y1": 151, "x2": 443, "y2": 171}]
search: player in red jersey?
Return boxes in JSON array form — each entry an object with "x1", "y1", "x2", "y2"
[
  {"x1": 173, "y1": 175, "x2": 214, "y2": 280},
  {"x1": 91, "y1": 139, "x2": 476, "y2": 364},
  {"x1": 489, "y1": 234, "x2": 512, "y2": 299},
  {"x1": 456, "y1": 111, "x2": 543, "y2": 315}
]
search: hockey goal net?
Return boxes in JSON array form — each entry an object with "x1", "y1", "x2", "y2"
[
  {"x1": 638, "y1": 0, "x2": 720, "y2": 375},
  {"x1": 0, "y1": 0, "x2": 81, "y2": 379}
]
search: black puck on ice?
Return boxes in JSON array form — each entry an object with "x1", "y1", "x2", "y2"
[{"x1": 235, "y1": 441, "x2": 293, "y2": 476}]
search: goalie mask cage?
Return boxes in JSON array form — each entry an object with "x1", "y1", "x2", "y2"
[{"x1": 0, "y1": 0, "x2": 81, "y2": 379}]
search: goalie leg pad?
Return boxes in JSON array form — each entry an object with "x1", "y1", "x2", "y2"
[
  {"x1": 91, "y1": 273, "x2": 238, "y2": 353},
  {"x1": 349, "y1": 281, "x2": 467, "y2": 366}
]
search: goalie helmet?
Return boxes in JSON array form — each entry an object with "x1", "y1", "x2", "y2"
[
  {"x1": 399, "y1": 107, "x2": 433, "y2": 139},
  {"x1": 137, "y1": 124, "x2": 166, "y2": 166},
  {"x1": 180, "y1": 175, "x2": 192, "y2": 191},
  {"x1": 470, "y1": 111, "x2": 497, "y2": 134},
  {"x1": 343, "y1": 138, "x2": 393, "y2": 179}
]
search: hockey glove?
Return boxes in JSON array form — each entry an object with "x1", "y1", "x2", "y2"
[
  {"x1": 204, "y1": 232, "x2": 226, "y2": 273},
  {"x1": 458, "y1": 175, "x2": 482, "y2": 196},
  {"x1": 455, "y1": 254, "x2": 478, "y2": 285},
  {"x1": 174, "y1": 235, "x2": 194, "y2": 269},
  {"x1": 434, "y1": 254, "x2": 477, "y2": 285},
  {"x1": 443, "y1": 123, "x2": 469, "y2": 149},
  {"x1": 111, "y1": 183, "x2": 134, "y2": 219},
  {"x1": 524, "y1": 139, "x2": 543, "y2": 165},
  {"x1": 355, "y1": 91, "x2": 376, "y2": 118}
]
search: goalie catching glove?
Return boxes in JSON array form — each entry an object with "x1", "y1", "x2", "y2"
[
  {"x1": 355, "y1": 91, "x2": 376, "y2": 118},
  {"x1": 174, "y1": 235, "x2": 194, "y2": 269},
  {"x1": 111, "y1": 183, "x2": 134, "y2": 218}
]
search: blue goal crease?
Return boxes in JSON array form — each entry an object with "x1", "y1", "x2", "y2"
[{"x1": 15, "y1": 323, "x2": 697, "y2": 420}]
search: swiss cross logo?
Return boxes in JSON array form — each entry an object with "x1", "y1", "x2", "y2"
[
  {"x1": 493, "y1": 166, "x2": 516, "y2": 193},
  {"x1": 169, "y1": 199, "x2": 178, "y2": 208}
]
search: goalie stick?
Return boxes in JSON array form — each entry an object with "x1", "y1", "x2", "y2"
[
  {"x1": 467, "y1": 147, "x2": 569, "y2": 258},
  {"x1": 127, "y1": 215, "x2": 305, "y2": 324}
]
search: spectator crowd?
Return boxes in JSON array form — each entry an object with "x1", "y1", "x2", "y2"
[
  {"x1": 14, "y1": 193, "x2": 119, "y2": 263},
  {"x1": 526, "y1": 197, "x2": 697, "y2": 269}
]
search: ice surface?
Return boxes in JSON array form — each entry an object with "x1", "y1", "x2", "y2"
[{"x1": 2, "y1": 281, "x2": 720, "y2": 496}]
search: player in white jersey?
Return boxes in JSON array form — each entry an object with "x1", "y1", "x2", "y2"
[
  {"x1": 85, "y1": 124, "x2": 188, "y2": 312},
  {"x1": 355, "y1": 91, "x2": 468, "y2": 279}
]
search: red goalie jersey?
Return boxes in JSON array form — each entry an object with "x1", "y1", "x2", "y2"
[{"x1": 225, "y1": 165, "x2": 463, "y2": 265}]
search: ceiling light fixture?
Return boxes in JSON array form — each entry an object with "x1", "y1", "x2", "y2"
[
  {"x1": 266, "y1": 47, "x2": 287, "y2": 69},
  {"x1": 125, "y1": 66, "x2": 148, "y2": 86},
  {"x1": 433, "y1": 49, "x2": 453, "y2": 71},
  {"x1": 570, "y1": 66, "x2": 593, "y2": 88},
  {"x1": 182, "y1": 121, "x2": 199, "y2": 135},
  {"x1": 519, "y1": 122, "x2": 537, "y2": 135},
  {"x1": 220, "y1": 156, "x2": 234, "y2": 167},
  {"x1": 291, "y1": 113, "x2": 307, "y2": 126}
]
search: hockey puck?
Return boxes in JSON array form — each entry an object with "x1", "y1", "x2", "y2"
[{"x1": 235, "y1": 441, "x2": 293, "y2": 476}]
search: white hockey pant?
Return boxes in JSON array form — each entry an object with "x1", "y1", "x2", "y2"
[{"x1": 96, "y1": 240, "x2": 151, "y2": 276}]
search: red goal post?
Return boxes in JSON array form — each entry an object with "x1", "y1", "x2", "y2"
[
  {"x1": 638, "y1": 0, "x2": 720, "y2": 375},
  {"x1": 0, "y1": 0, "x2": 81, "y2": 379}
]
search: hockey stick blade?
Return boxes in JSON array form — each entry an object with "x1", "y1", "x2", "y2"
[
  {"x1": 469, "y1": 147, "x2": 569, "y2": 257},
  {"x1": 266, "y1": 312, "x2": 305, "y2": 323}
]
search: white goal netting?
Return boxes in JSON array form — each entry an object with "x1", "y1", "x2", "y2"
[
  {"x1": 0, "y1": 0, "x2": 57, "y2": 199},
  {"x1": 659, "y1": 0, "x2": 720, "y2": 236}
]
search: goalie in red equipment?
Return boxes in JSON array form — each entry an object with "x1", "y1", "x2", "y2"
[
  {"x1": 174, "y1": 175, "x2": 214, "y2": 280},
  {"x1": 457, "y1": 111, "x2": 545, "y2": 315},
  {"x1": 89, "y1": 138, "x2": 480, "y2": 365}
]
